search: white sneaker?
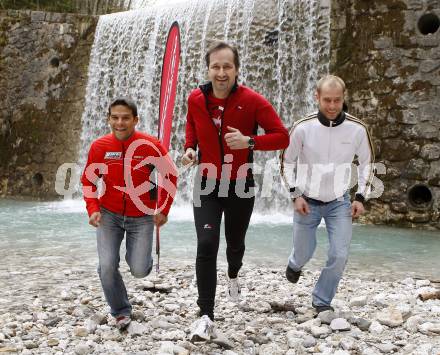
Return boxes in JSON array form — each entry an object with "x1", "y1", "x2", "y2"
[
  {"x1": 189, "y1": 315, "x2": 214, "y2": 342},
  {"x1": 227, "y1": 274, "x2": 241, "y2": 302}
]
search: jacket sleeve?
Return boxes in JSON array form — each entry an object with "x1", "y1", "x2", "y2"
[
  {"x1": 253, "y1": 95, "x2": 289, "y2": 151},
  {"x1": 81, "y1": 142, "x2": 102, "y2": 217},
  {"x1": 154, "y1": 141, "x2": 178, "y2": 216},
  {"x1": 355, "y1": 126, "x2": 374, "y2": 202},
  {"x1": 280, "y1": 124, "x2": 303, "y2": 198},
  {"x1": 184, "y1": 97, "x2": 198, "y2": 151}
]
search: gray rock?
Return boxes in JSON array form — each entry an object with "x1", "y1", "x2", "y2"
[
  {"x1": 334, "y1": 351, "x2": 351, "y2": 355},
  {"x1": 311, "y1": 325, "x2": 331, "y2": 338},
  {"x1": 418, "y1": 322, "x2": 440, "y2": 335},
  {"x1": 47, "y1": 338, "x2": 59, "y2": 347},
  {"x1": 73, "y1": 327, "x2": 88, "y2": 337},
  {"x1": 340, "y1": 336, "x2": 356, "y2": 350},
  {"x1": 350, "y1": 296, "x2": 368, "y2": 307},
  {"x1": 84, "y1": 319, "x2": 97, "y2": 334},
  {"x1": 369, "y1": 321, "x2": 384, "y2": 335},
  {"x1": 127, "y1": 321, "x2": 147, "y2": 336},
  {"x1": 164, "y1": 303, "x2": 180, "y2": 312},
  {"x1": 160, "y1": 329, "x2": 185, "y2": 341},
  {"x1": 318, "y1": 310, "x2": 338, "y2": 324},
  {"x1": 376, "y1": 307, "x2": 404, "y2": 327},
  {"x1": 158, "y1": 341, "x2": 175, "y2": 354},
  {"x1": 151, "y1": 319, "x2": 174, "y2": 330},
  {"x1": 90, "y1": 312, "x2": 107, "y2": 325},
  {"x1": 415, "y1": 279, "x2": 431, "y2": 288},
  {"x1": 297, "y1": 318, "x2": 321, "y2": 331},
  {"x1": 330, "y1": 318, "x2": 351, "y2": 331},
  {"x1": 44, "y1": 316, "x2": 62, "y2": 327},
  {"x1": 74, "y1": 343, "x2": 90, "y2": 355},
  {"x1": 286, "y1": 330, "x2": 303, "y2": 349},
  {"x1": 353, "y1": 317, "x2": 372, "y2": 331},
  {"x1": 259, "y1": 343, "x2": 284, "y2": 355},
  {"x1": 375, "y1": 342, "x2": 398, "y2": 353},
  {"x1": 211, "y1": 331, "x2": 234, "y2": 349},
  {"x1": 24, "y1": 341, "x2": 38, "y2": 349},
  {"x1": 302, "y1": 335, "x2": 316, "y2": 348},
  {"x1": 132, "y1": 310, "x2": 145, "y2": 322},
  {"x1": 420, "y1": 144, "x2": 440, "y2": 160},
  {"x1": 248, "y1": 334, "x2": 270, "y2": 345},
  {"x1": 400, "y1": 278, "x2": 415, "y2": 287}
]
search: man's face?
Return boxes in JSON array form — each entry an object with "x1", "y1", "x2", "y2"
[
  {"x1": 108, "y1": 105, "x2": 138, "y2": 141},
  {"x1": 207, "y1": 48, "x2": 238, "y2": 98},
  {"x1": 316, "y1": 83, "x2": 344, "y2": 120}
]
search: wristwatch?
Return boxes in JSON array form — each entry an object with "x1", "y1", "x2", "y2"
[{"x1": 248, "y1": 137, "x2": 255, "y2": 150}]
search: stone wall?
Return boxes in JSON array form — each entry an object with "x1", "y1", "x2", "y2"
[
  {"x1": 0, "y1": 10, "x2": 97, "y2": 198},
  {"x1": 331, "y1": 0, "x2": 440, "y2": 229},
  {"x1": 1, "y1": 1, "x2": 439, "y2": 230}
]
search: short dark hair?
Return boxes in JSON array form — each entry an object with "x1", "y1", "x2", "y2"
[
  {"x1": 205, "y1": 41, "x2": 240, "y2": 70},
  {"x1": 108, "y1": 97, "x2": 138, "y2": 117}
]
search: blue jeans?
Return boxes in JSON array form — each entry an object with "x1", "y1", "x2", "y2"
[
  {"x1": 96, "y1": 208, "x2": 154, "y2": 317},
  {"x1": 288, "y1": 193, "x2": 352, "y2": 306}
]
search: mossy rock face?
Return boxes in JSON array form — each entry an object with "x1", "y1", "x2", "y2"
[
  {"x1": 331, "y1": 0, "x2": 440, "y2": 229},
  {"x1": 0, "y1": 10, "x2": 97, "y2": 199}
]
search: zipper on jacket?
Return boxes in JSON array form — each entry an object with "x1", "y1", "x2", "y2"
[
  {"x1": 204, "y1": 93, "x2": 228, "y2": 165},
  {"x1": 121, "y1": 142, "x2": 127, "y2": 216},
  {"x1": 327, "y1": 121, "x2": 333, "y2": 164}
]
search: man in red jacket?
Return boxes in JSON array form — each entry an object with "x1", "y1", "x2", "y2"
[
  {"x1": 81, "y1": 97, "x2": 177, "y2": 329},
  {"x1": 182, "y1": 41, "x2": 289, "y2": 342}
]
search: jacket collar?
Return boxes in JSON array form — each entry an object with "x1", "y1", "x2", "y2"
[
  {"x1": 111, "y1": 130, "x2": 139, "y2": 147},
  {"x1": 317, "y1": 110, "x2": 345, "y2": 127},
  {"x1": 199, "y1": 80, "x2": 239, "y2": 97}
]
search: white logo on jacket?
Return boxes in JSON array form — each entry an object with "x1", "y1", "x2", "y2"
[{"x1": 104, "y1": 152, "x2": 122, "y2": 159}]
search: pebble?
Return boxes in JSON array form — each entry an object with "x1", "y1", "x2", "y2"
[
  {"x1": 302, "y1": 335, "x2": 316, "y2": 348},
  {"x1": 0, "y1": 262, "x2": 438, "y2": 354},
  {"x1": 318, "y1": 309, "x2": 338, "y2": 324},
  {"x1": 369, "y1": 320, "x2": 385, "y2": 335},
  {"x1": 330, "y1": 318, "x2": 351, "y2": 331},
  {"x1": 350, "y1": 295, "x2": 368, "y2": 307},
  {"x1": 376, "y1": 307, "x2": 404, "y2": 327},
  {"x1": 415, "y1": 279, "x2": 431, "y2": 288}
]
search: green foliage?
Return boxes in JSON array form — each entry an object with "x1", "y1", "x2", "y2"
[
  {"x1": 0, "y1": 0, "x2": 127, "y2": 14},
  {"x1": 0, "y1": 0, "x2": 76, "y2": 12}
]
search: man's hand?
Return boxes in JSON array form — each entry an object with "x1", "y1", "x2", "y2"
[
  {"x1": 182, "y1": 148, "x2": 196, "y2": 166},
  {"x1": 351, "y1": 201, "x2": 365, "y2": 218},
  {"x1": 154, "y1": 213, "x2": 168, "y2": 227},
  {"x1": 89, "y1": 211, "x2": 101, "y2": 227},
  {"x1": 225, "y1": 126, "x2": 250, "y2": 150},
  {"x1": 294, "y1": 196, "x2": 310, "y2": 216}
]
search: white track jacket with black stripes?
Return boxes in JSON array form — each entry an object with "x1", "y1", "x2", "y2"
[{"x1": 281, "y1": 111, "x2": 374, "y2": 203}]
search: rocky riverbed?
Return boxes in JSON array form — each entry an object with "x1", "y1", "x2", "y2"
[{"x1": 1, "y1": 260, "x2": 439, "y2": 354}]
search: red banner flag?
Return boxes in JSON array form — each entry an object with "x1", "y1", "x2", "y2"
[
  {"x1": 158, "y1": 21, "x2": 180, "y2": 149},
  {"x1": 156, "y1": 21, "x2": 180, "y2": 272}
]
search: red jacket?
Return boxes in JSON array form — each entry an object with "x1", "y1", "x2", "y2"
[
  {"x1": 185, "y1": 83, "x2": 289, "y2": 179},
  {"x1": 81, "y1": 131, "x2": 177, "y2": 217}
]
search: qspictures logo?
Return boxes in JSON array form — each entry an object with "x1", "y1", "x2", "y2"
[{"x1": 55, "y1": 140, "x2": 386, "y2": 211}]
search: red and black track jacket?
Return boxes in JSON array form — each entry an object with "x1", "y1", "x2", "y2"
[
  {"x1": 184, "y1": 83, "x2": 289, "y2": 180},
  {"x1": 81, "y1": 131, "x2": 177, "y2": 217}
]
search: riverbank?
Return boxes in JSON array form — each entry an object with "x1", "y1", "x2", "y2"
[{"x1": 1, "y1": 259, "x2": 439, "y2": 354}]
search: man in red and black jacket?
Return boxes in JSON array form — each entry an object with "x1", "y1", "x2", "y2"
[
  {"x1": 81, "y1": 97, "x2": 177, "y2": 329},
  {"x1": 182, "y1": 41, "x2": 289, "y2": 342}
]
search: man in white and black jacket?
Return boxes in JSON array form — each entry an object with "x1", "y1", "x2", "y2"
[{"x1": 281, "y1": 75, "x2": 374, "y2": 313}]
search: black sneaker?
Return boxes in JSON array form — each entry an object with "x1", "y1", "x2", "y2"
[
  {"x1": 312, "y1": 303, "x2": 334, "y2": 313},
  {"x1": 285, "y1": 265, "x2": 301, "y2": 284}
]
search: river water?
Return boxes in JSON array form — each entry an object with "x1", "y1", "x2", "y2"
[{"x1": 1, "y1": 199, "x2": 439, "y2": 281}]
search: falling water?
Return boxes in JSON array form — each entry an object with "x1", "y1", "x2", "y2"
[{"x1": 79, "y1": 0, "x2": 330, "y2": 211}]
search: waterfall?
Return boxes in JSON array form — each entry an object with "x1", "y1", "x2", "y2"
[{"x1": 79, "y1": 0, "x2": 330, "y2": 211}]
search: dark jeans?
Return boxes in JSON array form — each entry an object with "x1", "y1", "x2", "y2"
[{"x1": 193, "y1": 178, "x2": 255, "y2": 320}]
